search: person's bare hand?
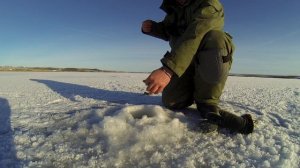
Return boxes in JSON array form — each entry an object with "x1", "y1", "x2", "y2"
[
  {"x1": 143, "y1": 68, "x2": 172, "y2": 94},
  {"x1": 142, "y1": 20, "x2": 153, "y2": 33}
]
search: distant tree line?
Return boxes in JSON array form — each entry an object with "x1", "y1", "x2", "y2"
[
  {"x1": 0, "y1": 66, "x2": 299, "y2": 79},
  {"x1": 229, "y1": 73, "x2": 300, "y2": 79},
  {"x1": 0, "y1": 66, "x2": 117, "y2": 72}
]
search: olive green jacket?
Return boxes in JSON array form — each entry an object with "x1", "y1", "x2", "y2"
[{"x1": 144, "y1": 0, "x2": 225, "y2": 77}]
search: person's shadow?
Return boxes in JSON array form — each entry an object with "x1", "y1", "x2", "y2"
[
  {"x1": 30, "y1": 79, "x2": 162, "y2": 105},
  {"x1": 0, "y1": 98, "x2": 21, "y2": 167}
]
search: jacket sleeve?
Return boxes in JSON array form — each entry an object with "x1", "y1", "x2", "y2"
[{"x1": 161, "y1": 3, "x2": 224, "y2": 77}]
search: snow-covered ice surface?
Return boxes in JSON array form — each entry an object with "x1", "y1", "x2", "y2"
[{"x1": 0, "y1": 72, "x2": 299, "y2": 168}]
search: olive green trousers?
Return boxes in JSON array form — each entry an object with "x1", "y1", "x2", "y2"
[{"x1": 162, "y1": 30, "x2": 235, "y2": 109}]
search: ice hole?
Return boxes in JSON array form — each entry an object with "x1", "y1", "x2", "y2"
[
  {"x1": 129, "y1": 106, "x2": 157, "y2": 119},
  {"x1": 119, "y1": 105, "x2": 171, "y2": 122}
]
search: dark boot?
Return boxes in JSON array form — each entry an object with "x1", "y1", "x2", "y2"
[
  {"x1": 216, "y1": 109, "x2": 254, "y2": 134},
  {"x1": 240, "y1": 114, "x2": 254, "y2": 134},
  {"x1": 196, "y1": 103, "x2": 221, "y2": 133}
]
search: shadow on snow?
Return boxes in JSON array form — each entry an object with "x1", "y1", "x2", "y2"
[
  {"x1": 30, "y1": 79, "x2": 161, "y2": 105},
  {"x1": 0, "y1": 97, "x2": 21, "y2": 167}
]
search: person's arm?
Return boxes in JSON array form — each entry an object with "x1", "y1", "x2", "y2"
[{"x1": 161, "y1": 2, "x2": 224, "y2": 77}]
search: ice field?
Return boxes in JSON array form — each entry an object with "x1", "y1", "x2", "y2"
[{"x1": 0, "y1": 72, "x2": 299, "y2": 167}]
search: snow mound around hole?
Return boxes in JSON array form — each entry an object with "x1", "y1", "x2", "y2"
[{"x1": 100, "y1": 105, "x2": 188, "y2": 167}]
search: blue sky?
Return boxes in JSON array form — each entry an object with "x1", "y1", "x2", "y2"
[{"x1": 0, "y1": 0, "x2": 299, "y2": 75}]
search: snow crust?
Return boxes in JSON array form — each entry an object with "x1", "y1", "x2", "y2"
[{"x1": 0, "y1": 72, "x2": 299, "y2": 167}]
